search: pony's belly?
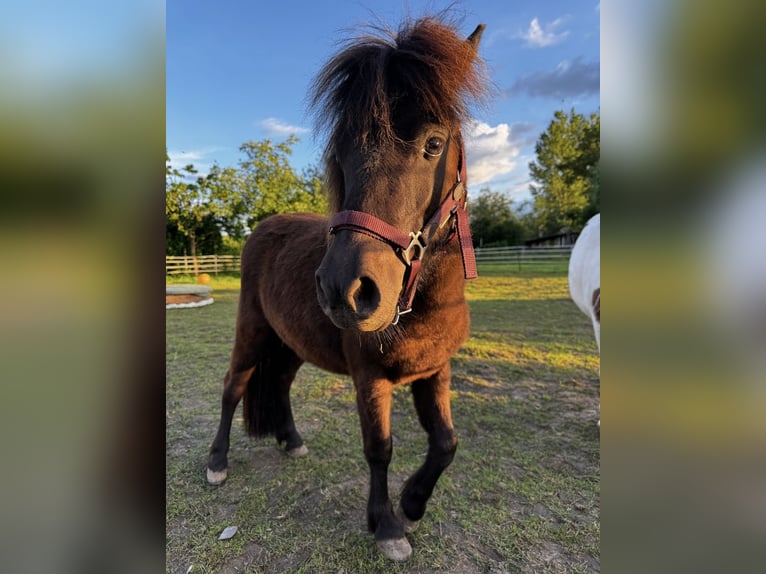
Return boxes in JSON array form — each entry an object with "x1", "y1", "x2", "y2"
[
  {"x1": 299, "y1": 342, "x2": 349, "y2": 376},
  {"x1": 265, "y1": 302, "x2": 350, "y2": 375}
]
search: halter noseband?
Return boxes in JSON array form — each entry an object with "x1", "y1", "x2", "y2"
[{"x1": 327, "y1": 142, "x2": 478, "y2": 325}]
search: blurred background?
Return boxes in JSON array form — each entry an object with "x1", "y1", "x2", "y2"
[
  {"x1": 603, "y1": 0, "x2": 766, "y2": 571},
  {"x1": 0, "y1": 1, "x2": 165, "y2": 572},
  {"x1": 0, "y1": 0, "x2": 764, "y2": 572}
]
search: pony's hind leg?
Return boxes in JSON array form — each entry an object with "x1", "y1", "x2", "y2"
[
  {"x1": 399, "y1": 365, "x2": 458, "y2": 532},
  {"x1": 250, "y1": 339, "x2": 306, "y2": 457},
  {"x1": 207, "y1": 322, "x2": 305, "y2": 485}
]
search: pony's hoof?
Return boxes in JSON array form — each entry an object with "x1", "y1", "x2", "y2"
[
  {"x1": 287, "y1": 444, "x2": 309, "y2": 458},
  {"x1": 397, "y1": 505, "x2": 420, "y2": 533},
  {"x1": 206, "y1": 467, "x2": 228, "y2": 485},
  {"x1": 376, "y1": 537, "x2": 412, "y2": 561}
]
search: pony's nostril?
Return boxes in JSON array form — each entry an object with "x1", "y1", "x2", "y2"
[
  {"x1": 351, "y1": 276, "x2": 381, "y2": 316},
  {"x1": 317, "y1": 268, "x2": 381, "y2": 321}
]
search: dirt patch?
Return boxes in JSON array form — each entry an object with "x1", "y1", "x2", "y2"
[
  {"x1": 213, "y1": 542, "x2": 267, "y2": 574},
  {"x1": 167, "y1": 294, "x2": 211, "y2": 305}
]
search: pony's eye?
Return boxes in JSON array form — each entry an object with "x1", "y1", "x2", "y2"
[{"x1": 424, "y1": 136, "x2": 444, "y2": 157}]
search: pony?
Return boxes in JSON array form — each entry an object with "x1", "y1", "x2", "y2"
[
  {"x1": 568, "y1": 213, "x2": 600, "y2": 352},
  {"x1": 206, "y1": 16, "x2": 488, "y2": 561},
  {"x1": 568, "y1": 213, "x2": 600, "y2": 425}
]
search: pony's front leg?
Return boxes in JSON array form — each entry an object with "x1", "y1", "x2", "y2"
[
  {"x1": 399, "y1": 365, "x2": 458, "y2": 532},
  {"x1": 355, "y1": 379, "x2": 411, "y2": 561}
]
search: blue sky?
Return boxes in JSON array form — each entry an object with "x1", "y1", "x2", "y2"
[{"x1": 167, "y1": 0, "x2": 600, "y2": 203}]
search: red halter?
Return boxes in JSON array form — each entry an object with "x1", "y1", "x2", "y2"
[{"x1": 328, "y1": 143, "x2": 477, "y2": 325}]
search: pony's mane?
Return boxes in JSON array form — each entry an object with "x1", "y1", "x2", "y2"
[{"x1": 309, "y1": 16, "x2": 488, "y2": 209}]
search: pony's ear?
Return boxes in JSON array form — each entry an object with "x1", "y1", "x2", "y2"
[{"x1": 466, "y1": 24, "x2": 485, "y2": 52}]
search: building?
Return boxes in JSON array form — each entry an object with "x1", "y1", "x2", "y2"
[{"x1": 524, "y1": 227, "x2": 578, "y2": 248}]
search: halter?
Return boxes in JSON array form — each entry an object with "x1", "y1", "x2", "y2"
[{"x1": 328, "y1": 141, "x2": 478, "y2": 325}]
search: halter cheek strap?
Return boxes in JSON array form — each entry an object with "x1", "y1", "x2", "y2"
[{"x1": 328, "y1": 144, "x2": 477, "y2": 324}]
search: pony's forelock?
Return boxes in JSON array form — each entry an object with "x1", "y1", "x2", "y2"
[{"x1": 308, "y1": 15, "x2": 488, "y2": 210}]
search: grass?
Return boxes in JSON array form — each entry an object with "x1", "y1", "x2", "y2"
[{"x1": 166, "y1": 263, "x2": 600, "y2": 573}]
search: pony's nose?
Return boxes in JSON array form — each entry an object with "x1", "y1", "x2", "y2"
[
  {"x1": 315, "y1": 271, "x2": 381, "y2": 320},
  {"x1": 348, "y1": 276, "x2": 381, "y2": 316}
]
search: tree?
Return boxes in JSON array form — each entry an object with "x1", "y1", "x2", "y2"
[
  {"x1": 470, "y1": 188, "x2": 525, "y2": 247},
  {"x1": 298, "y1": 164, "x2": 330, "y2": 215},
  {"x1": 583, "y1": 159, "x2": 600, "y2": 221},
  {"x1": 202, "y1": 163, "x2": 248, "y2": 240},
  {"x1": 165, "y1": 155, "x2": 239, "y2": 269},
  {"x1": 165, "y1": 138, "x2": 329, "y2": 261},
  {"x1": 166, "y1": 215, "x2": 224, "y2": 256},
  {"x1": 165, "y1": 158, "x2": 204, "y2": 272},
  {"x1": 235, "y1": 136, "x2": 328, "y2": 228},
  {"x1": 528, "y1": 109, "x2": 600, "y2": 235}
]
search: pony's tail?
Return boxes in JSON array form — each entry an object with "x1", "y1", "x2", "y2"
[{"x1": 242, "y1": 359, "x2": 282, "y2": 438}]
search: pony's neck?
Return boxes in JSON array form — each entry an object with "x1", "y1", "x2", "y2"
[{"x1": 416, "y1": 234, "x2": 469, "y2": 306}]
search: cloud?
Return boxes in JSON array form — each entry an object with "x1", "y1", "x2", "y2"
[
  {"x1": 463, "y1": 121, "x2": 526, "y2": 186},
  {"x1": 258, "y1": 117, "x2": 309, "y2": 136},
  {"x1": 167, "y1": 149, "x2": 207, "y2": 165},
  {"x1": 507, "y1": 57, "x2": 600, "y2": 99},
  {"x1": 166, "y1": 147, "x2": 223, "y2": 178},
  {"x1": 519, "y1": 17, "x2": 570, "y2": 48}
]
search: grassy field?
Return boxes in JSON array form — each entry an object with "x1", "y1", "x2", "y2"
[{"x1": 166, "y1": 264, "x2": 600, "y2": 573}]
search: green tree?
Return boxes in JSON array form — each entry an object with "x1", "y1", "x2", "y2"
[
  {"x1": 515, "y1": 199, "x2": 540, "y2": 242},
  {"x1": 202, "y1": 163, "x2": 248, "y2": 240},
  {"x1": 583, "y1": 159, "x2": 600, "y2": 221},
  {"x1": 165, "y1": 155, "x2": 239, "y2": 269},
  {"x1": 165, "y1": 158, "x2": 204, "y2": 270},
  {"x1": 298, "y1": 164, "x2": 330, "y2": 215},
  {"x1": 235, "y1": 136, "x2": 327, "y2": 228},
  {"x1": 165, "y1": 138, "x2": 329, "y2": 263},
  {"x1": 528, "y1": 109, "x2": 600, "y2": 235},
  {"x1": 166, "y1": 215, "x2": 224, "y2": 256},
  {"x1": 470, "y1": 188, "x2": 525, "y2": 247}
]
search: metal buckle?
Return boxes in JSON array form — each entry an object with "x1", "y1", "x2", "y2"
[
  {"x1": 452, "y1": 181, "x2": 464, "y2": 201},
  {"x1": 391, "y1": 304, "x2": 412, "y2": 326},
  {"x1": 401, "y1": 231, "x2": 426, "y2": 265}
]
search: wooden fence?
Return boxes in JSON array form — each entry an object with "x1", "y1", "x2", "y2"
[
  {"x1": 474, "y1": 245, "x2": 572, "y2": 269},
  {"x1": 166, "y1": 246, "x2": 572, "y2": 275},
  {"x1": 165, "y1": 255, "x2": 240, "y2": 275}
]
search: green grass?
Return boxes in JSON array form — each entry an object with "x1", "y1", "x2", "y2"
[
  {"x1": 476, "y1": 260, "x2": 569, "y2": 276},
  {"x1": 166, "y1": 272, "x2": 242, "y2": 290},
  {"x1": 166, "y1": 265, "x2": 600, "y2": 573}
]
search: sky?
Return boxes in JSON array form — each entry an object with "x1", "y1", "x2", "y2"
[{"x1": 167, "y1": 0, "x2": 600, "y2": 204}]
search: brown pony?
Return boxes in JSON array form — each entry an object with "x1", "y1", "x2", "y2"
[{"x1": 207, "y1": 16, "x2": 488, "y2": 561}]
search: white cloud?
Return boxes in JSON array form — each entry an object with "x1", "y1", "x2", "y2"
[
  {"x1": 258, "y1": 117, "x2": 309, "y2": 136},
  {"x1": 519, "y1": 17, "x2": 570, "y2": 48},
  {"x1": 463, "y1": 121, "x2": 522, "y2": 186},
  {"x1": 167, "y1": 149, "x2": 207, "y2": 165},
  {"x1": 166, "y1": 147, "x2": 223, "y2": 178}
]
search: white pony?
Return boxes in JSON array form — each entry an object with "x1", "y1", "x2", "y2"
[
  {"x1": 568, "y1": 213, "x2": 600, "y2": 426},
  {"x1": 569, "y1": 213, "x2": 600, "y2": 352}
]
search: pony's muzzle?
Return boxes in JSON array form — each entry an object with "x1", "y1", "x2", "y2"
[
  {"x1": 316, "y1": 231, "x2": 405, "y2": 331},
  {"x1": 315, "y1": 269, "x2": 383, "y2": 330}
]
